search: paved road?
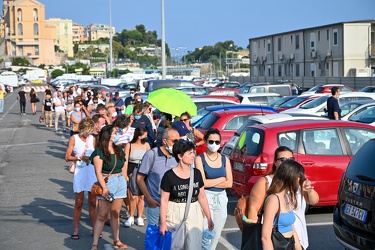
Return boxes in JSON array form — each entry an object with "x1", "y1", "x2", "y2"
[{"x1": 0, "y1": 92, "x2": 343, "y2": 250}]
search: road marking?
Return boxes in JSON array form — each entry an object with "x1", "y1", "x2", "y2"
[
  {"x1": 219, "y1": 236, "x2": 239, "y2": 250},
  {"x1": 306, "y1": 222, "x2": 333, "y2": 226},
  {"x1": 0, "y1": 140, "x2": 68, "y2": 149}
]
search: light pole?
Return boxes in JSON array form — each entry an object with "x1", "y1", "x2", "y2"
[
  {"x1": 109, "y1": 0, "x2": 113, "y2": 73},
  {"x1": 161, "y1": 0, "x2": 166, "y2": 79}
]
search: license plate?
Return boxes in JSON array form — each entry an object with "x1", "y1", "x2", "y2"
[
  {"x1": 233, "y1": 162, "x2": 244, "y2": 172},
  {"x1": 344, "y1": 204, "x2": 368, "y2": 222}
]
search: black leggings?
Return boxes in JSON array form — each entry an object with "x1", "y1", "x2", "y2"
[{"x1": 19, "y1": 101, "x2": 26, "y2": 113}]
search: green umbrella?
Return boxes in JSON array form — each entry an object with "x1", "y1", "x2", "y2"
[{"x1": 148, "y1": 88, "x2": 197, "y2": 116}]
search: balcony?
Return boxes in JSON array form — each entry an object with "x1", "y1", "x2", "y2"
[{"x1": 15, "y1": 39, "x2": 39, "y2": 45}]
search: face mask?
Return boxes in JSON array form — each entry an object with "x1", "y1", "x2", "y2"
[
  {"x1": 134, "y1": 115, "x2": 141, "y2": 120},
  {"x1": 160, "y1": 116, "x2": 166, "y2": 122},
  {"x1": 207, "y1": 143, "x2": 220, "y2": 153},
  {"x1": 130, "y1": 93, "x2": 135, "y2": 98},
  {"x1": 165, "y1": 141, "x2": 173, "y2": 154},
  {"x1": 112, "y1": 112, "x2": 117, "y2": 118},
  {"x1": 137, "y1": 98, "x2": 141, "y2": 102},
  {"x1": 113, "y1": 134, "x2": 120, "y2": 144},
  {"x1": 141, "y1": 137, "x2": 148, "y2": 144},
  {"x1": 75, "y1": 107, "x2": 80, "y2": 112}
]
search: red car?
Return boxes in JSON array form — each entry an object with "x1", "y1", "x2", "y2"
[
  {"x1": 230, "y1": 120, "x2": 375, "y2": 207},
  {"x1": 195, "y1": 108, "x2": 276, "y2": 155},
  {"x1": 208, "y1": 88, "x2": 240, "y2": 96},
  {"x1": 193, "y1": 95, "x2": 240, "y2": 103},
  {"x1": 275, "y1": 95, "x2": 319, "y2": 112},
  {"x1": 301, "y1": 84, "x2": 357, "y2": 96}
]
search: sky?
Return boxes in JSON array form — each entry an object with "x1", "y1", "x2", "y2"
[{"x1": 39, "y1": 0, "x2": 374, "y2": 55}]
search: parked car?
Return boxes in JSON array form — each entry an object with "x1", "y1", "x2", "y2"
[
  {"x1": 275, "y1": 95, "x2": 319, "y2": 112},
  {"x1": 230, "y1": 120, "x2": 375, "y2": 207},
  {"x1": 268, "y1": 96, "x2": 296, "y2": 108},
  {"x1": 192, "y1": 96, "x2": 239, "y2": 110},
  {"x1": 348, "y1": 105, "x2": 375, "y2": 126},
  {"x1": 236, "y1": 93, "x2": 281, "y2": 105},
  {"x1": 145, "y1": 79, "x2": 195, "y2": 92},
  {"x1": 195, "y1": 108, "x2": 276, "y2": 155},
  {"x1": 331, "y1": 100, "x2": 375, "y2": 120},
  {"x1": 192, "y1": 104, "x2": 277, "y2": 128},
  {"x1": 359, "y1": 86, "x2": 375, "y2": 93},
  {"x1": 276, "y1": 80, "x2": 310, "y2": 94},
  {"x1": 215, "y1": 81, "x2": 240, "y2": 88},
  {"x1": 238, "y1": 83, "x2": 292, "y2": 96},
  {"x1": 282, "y1": 92, "x2": 375, "y2": 116},
  {"x1": 208, "y1": 88, "x2": 240, "y2": 96},
  {"x1": 301, "y1": 84, "x2": 356, "y2": 96},
  {"x1": 333, "y1": 138, "x2": 375, "y2": 249},
  {"x1": 175, "y1": 86, "x2": 210, "y2": 96},
  {"x1": 221, "y1": 113, "x2": 328, "y2": 157}
]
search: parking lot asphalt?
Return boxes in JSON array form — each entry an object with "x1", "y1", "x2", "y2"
[{"x1": 0, "y1": 92, "x2": 342, "y2": 250}]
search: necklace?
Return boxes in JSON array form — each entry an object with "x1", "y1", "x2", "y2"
[{"x1": 206, "y1": 152, "x2": 218, "y2": 162}]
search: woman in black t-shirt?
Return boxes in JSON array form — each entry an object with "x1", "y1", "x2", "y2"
[{"x1": 159, "y1": 140, "x2": 214, "y2": 249}]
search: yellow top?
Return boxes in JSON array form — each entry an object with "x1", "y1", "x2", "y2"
[{"x1": 0, "y1": 89, "x2": 6, "y2": 100}]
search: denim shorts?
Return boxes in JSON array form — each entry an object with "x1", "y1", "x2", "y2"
[{"x1": 98, "y1": 175, "x2": 127, "y2": 200}]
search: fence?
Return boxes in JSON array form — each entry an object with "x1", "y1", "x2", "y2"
[{"x1": 228, "y1": 76, "x2": 375, "y2": 90}]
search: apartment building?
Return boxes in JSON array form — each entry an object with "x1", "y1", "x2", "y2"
[
  {"x1": 46, "y1": 18, "x2": 73, "y2": 57},
  {"x1": 86, "y1": 24, "x2": 115, "y2": 41},
  {"x1": 72, "y1": 23, "x2": 88, "y2": 43},
  {"x1": 1, "y1": 0, "x2": 65, "y2": 65},
  {"x1": 249, "y1": 20, "x2": 375, "y2": 78}
]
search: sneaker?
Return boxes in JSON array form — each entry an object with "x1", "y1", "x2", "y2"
[
  {"x1": 124, "y1": 216, "x2": 134, "y2": 227},
  {"x1": 135, "y1": 217, "x2": 144, "y2": 227},
  {"x1": 142, "y1": 214, "x2": 147, "y2": 220}
]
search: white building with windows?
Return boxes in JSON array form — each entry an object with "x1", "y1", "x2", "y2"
[{"x1": 249, "y1": 20, "x2": 375, "y2": 78}]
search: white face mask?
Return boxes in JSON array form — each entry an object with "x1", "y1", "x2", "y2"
[
  {"x1": 207, "y1": 143, "x2": 220, "y2": 153},
  {"x1": 165, "y1": 140, "x2": 173, "y2": 154}
]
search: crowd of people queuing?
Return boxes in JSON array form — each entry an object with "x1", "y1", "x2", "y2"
[{"x1": 52, "y1": 83, "x2": 320, "y2": 250}]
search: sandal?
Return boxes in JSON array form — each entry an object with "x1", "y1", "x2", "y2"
[
  {"x1": 91, "y1": 230, "x2": 103, "y2": 238},
  {"x1": 71, "y1": 234, "x2": 79, "y2": 240},
  {"x1": 113, "y1": 240, "x2": 128, "y2": 249}
]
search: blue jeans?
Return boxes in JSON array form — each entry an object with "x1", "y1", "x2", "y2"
[
  {"x1": 145, "y1": 206, "x2": 160, "y2": 226},
  {"x1": 0, "y1": 99, "x2": 4, "y2": 113}
]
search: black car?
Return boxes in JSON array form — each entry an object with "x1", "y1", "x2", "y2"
[
  {"x1": 333, "y1": 138, "x2": 375, "y2": 249},
  {"x1": 276, "y1": 80, "x2": 310, "y2": 94}
]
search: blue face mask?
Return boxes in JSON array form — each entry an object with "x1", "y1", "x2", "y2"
[
  {"x1": 113, "y1": 134, "x2": 120, "y2": 144},
  {"x1": 134, "y1": 115, "x2": 141, "y2": 120},
  {"x1": 160, "y1": 116, "x2": 166, "y2": 122}
]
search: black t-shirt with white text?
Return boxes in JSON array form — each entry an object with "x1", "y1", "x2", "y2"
[{"x1": 160, "y1": 168, "x2": 204, "y2": 203}]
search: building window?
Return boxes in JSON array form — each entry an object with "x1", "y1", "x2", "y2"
[
  {"x1": 34, "y1": 45, "x2": 39, "y2": 56},
  {"x1": 18, "y1": 46, "x2": 23, "y2": 56},
  {"x1": 267, "y1": 39, "x2": 271, "y2": 53},
  {"x1": 296, "y1": 35, "x2": 300, "y2": 49},
  {"x1": 17, "y1": 9, "x2": 22, "y2": 21},
  {"x1": 33, "y1": 8, "x2": 38, "y2": 21},
  {"x1": 278, "y1": 65, "x2": 282, "y2": 77},
  {"x1": 33, "y1": 24, "x2": 39, "y2": 35},
  {"x1": 310, "y1": 32, "x2": 316, "y2": 49},
  {"x1": 291, "y1": 35, "x2": 293, "y2": 45},
  {"x1": 318, "y1": 31, "x2": 320, "y2": 41},
  {"x1": 268, "y1": 66, "x2": 271, "y2": 76},
  {"x1": 327, "y1": 29, "x2": 330, "y2": 40},
  {"x1": 18, "y1": 23, "x2": 23, "y2": 36},
  {"x1": 333, "y1": 29, "x2": 338, "y2": 46},
  {"x1": 295, "y1": 64, "x2": 300, "y2": 76},
  {"x1": 310, "y1": 63, "x2": 316, "y2": 77},
  {"x1": 278, "y1": 37, "x2": 281, "y2": 51}
]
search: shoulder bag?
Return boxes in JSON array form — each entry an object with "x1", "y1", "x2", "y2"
[
  {"x1": 271, "y1": 195, "x2": 295, "y2": 250},
  {"x1": 91, "y1": 155, "x2": 117, "y2": 196},
  {"x1": 240, "y1": 177, "x2": 269, "y2": 250},
  {"x1": 169, "y1": 167, "x2": 195, "y2": 250},
  {"x1": 129, "y1": 147, "x2": 156, "y2": 196}
]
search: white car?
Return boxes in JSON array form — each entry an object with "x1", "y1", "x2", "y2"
[
  {"x1": 281, "y1": 92, "x2": 375, "y2": 116},
  {"x1": 221, "y1": 113, "x2": 328, "y2": 157},
  {"x1": 236, "y1": 93, "x2": 280, "y2": 105},
  {"x1": 339, "y1": 100, "x2": 375, "y2": 121},
  {"x1": 191, "y1": 97, "x2": 238, "y2": 111},
  {"x1": 348, "y1": 105, "x2": 375, "y2": 126}
]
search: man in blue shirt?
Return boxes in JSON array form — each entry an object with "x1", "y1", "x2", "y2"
[
  {"x1": 327, "y1": 87, "x2": 341, "y2": 120},
  {"x1": 111, "y1": 92, "x2": 125, "y2": 115},
  {"x1": 137, "y1": 128, "x2": 179, "y2": 226}
]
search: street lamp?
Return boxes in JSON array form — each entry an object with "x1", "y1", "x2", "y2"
[
  {"x1": 161, "y1": 0, "x2": 166, "y2": 79},
  {"x1": 109, "y1": 0, "x2": 113, "y2": 73}
]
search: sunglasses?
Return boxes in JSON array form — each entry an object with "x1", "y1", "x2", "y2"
[
  {"x1": 182, "y1": 118, "x2": 190, "y2": 122},
  {"x1": 208, "y1": 140, "x2": 220, "y2": 145},
  {"x1": 93, "y1": 102, "x2": 98, "y2": 104},
  {"x1": 167, "y1": 139, "x2": 179, "y2": 143},
  {"x1": 277, "y1": 157, "x2": 295, "y2": 162}
]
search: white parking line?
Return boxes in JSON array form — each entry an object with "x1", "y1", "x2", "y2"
[
  {"x1": 0, "y1": 140, "x2": 68, "y2": 149},
  {"x1": 219, "y1": 236, "x2": 239, "y2": 250}
]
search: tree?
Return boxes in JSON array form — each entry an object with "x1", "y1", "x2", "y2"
[{"x1": 51, "y1": 69, "x2": 64, "y2": 78}]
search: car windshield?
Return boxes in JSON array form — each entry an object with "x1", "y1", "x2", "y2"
[
  {"x1": 308, "y1": 86, "x2": 322, "y2": 91},
  {"x1": 269, "y1": 96, "x2": 295, "y2": 107},
  {"x1": 300, "y1": 96, "x2": 329, "y2": 109},
  {"x1": 197, "y1": 113, "x2": 220, "y2": 130},
  {"x1": 359, "y1": 86, "x2": 375, "y2": 93},
  {"x1": 349, "y1": 106, "x2": 375, "y2": 124},
  {"x1": 279, "y1": 97, "x2": 306, "y2": 108},
  {"x1": 340, "y1": 103, "x2": 362, "y2": 117},
  {"x1": 191, "y1": 108, "x2": 211, "y2": 123}
]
